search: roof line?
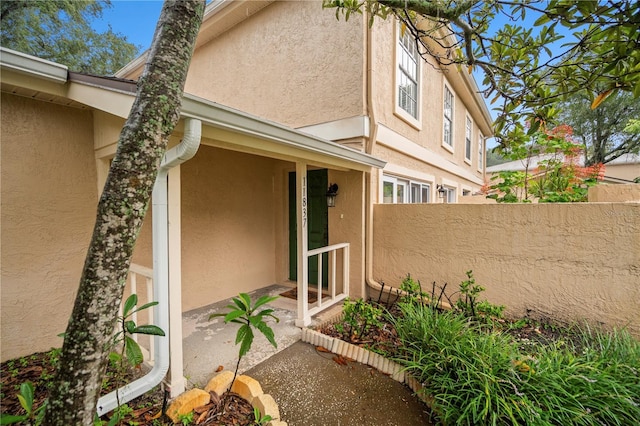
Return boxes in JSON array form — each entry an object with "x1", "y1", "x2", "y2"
[
  {"x1": 1, "y1": 47, "x2": 385, "y2": 170},
  {"x1": 181, "y1": 93, "x2": 386, "y2": 169},
  {"x1": 0, "y1": 47, "x2": 67, "y2": 83}
]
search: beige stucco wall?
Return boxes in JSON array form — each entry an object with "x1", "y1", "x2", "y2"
[
  {"x1": 328, "y1": 169, "x2": 366, "y2": 299},
  {"x1": 179, "y1": 145, "x2": 280, "y2": 311},
  {"x1": 606, "y1": 162, "x2": 640, "y2": 182},
  {"x1": 589, "y1": 184, "x2": 640, "y2": 202},
  {"x1": 1, "y1": 94, "x2": 98, "y2": 361},
  {"x1": 185, "y1": 0, "x2": 365, "y2": 129},
  {"x1": 372, "y1": 203, "x2": 640, "y2": 337}
]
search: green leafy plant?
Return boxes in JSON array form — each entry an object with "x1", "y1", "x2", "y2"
[
  {"x1": 252, "y1": 406, "x2": 272, "y2": 425},
  {"x1": 455, "y1": 270, "x2": 485, "y2": 318},
  {"x1": 105, "y1": 294, "x2": 165, "y2": 422},
  {"x1": 339, "y1": 297, "x2": 384, "y2": 342},
  {"x1": 390, "y1": 299, "x2": 640, "y2": 425},
  {"x1": 0, "y1": 382, "x2": 46, "y2": 425},
  {"x1": 208, "y1": 293, "x2": 280, "y2": 395},
  {"x1": 488, "y1": 124, "x2": 605, "y2": 203},
  {"x1": 113, "y1": 294, "x2": 165, "y2": 368},
  {"x1": 454, "y1": 270, "x2": 504, "y2": 321},
  {"x1": 177, "y1": 411, "x2": 194, "y2": 425}
]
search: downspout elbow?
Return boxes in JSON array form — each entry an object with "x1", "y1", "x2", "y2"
[{"x1": 97, "y1": 118, "x2": 202, "y2": 416}]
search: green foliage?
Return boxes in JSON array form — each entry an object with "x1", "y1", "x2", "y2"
[
  {"x1": 487, "y1": 170, "x2": 529, "y2": 203},
  {"x1": 252, "y1": 406, "x2": 272, "y2": 426},
  {"x1": 485, "y1": 148, "x2": 508, "y2": 167},
  {"x1": 558, "y1": 91, "x2": 640, "y2": 166},
  {"x1": 338, "y1": 297, "x2": 384, "y2": 341},
  {"x1": 0, "y1": 0, "x2": 138, "y2": 75},
  {"x1": 490, "y1": 124, "x2": 605, "y2": 203},
  {"x1": 391, "y1": 299, "x2": 640, "y2": 425},
  {"x1": 0, "y1": 382, "x2": 46, "y2": 425},
  {"x1": 454, "y1": 270, "x2": 504, "y2": 321},
  {"x1": 113, "y1": 294, "x2": 165, "y2": 368},
  {"x1": 324, "y1": 0, "x2": 640, "y2": 154},
  {"x1": 177, "y1": 411, "x2": 194, "y2": 425},
  {"x1": 100, "y1": 294, "x2": 165, "y2": 422},
  {"x1": 209, "y1": 293, "x2": 280, "y2": 407},
  {"x1": 209, "y1": 293, "x2": 279, "y2": 359},
  {"x1": 399, "y1": 273, "x2": 421, "y2": 295}
]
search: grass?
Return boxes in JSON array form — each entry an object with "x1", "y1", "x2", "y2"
[{"x1": 389, "y1": 299, "x2": 640, "y2": 426}]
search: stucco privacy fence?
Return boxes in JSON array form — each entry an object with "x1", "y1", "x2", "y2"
[{"x1": 372, "y1": 184, "x2": 640, "y2": 338}]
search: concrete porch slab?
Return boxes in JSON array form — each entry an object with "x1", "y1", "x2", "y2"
[{"x1": 181, "y1": 285, "x2": 302, "y2": 387}]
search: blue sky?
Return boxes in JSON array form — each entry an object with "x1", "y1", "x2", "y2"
[{"x1": 92, "y1": 1, "x2": 164, "y2": 52}]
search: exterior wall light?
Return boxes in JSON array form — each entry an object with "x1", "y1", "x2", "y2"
[
  {"x1": 327, "y1": 183, "x2": 339, "y2": 207},
  {"x1": 437, "y1": 184, "x2": 447, "y2": 199}
]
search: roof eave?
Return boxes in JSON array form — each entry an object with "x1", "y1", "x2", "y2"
[
  {"x1": 0, "y1": 47, "x2": 67, "y2": 83},
  {"x1": 181, "y1": 93, "x2": 386, "y2": 170}
]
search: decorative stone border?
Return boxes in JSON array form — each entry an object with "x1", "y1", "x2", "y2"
[
  {"x1": 167, "y1": 371, "x2": 286, "y2": 426},
  {"x1": 302, "y1": 320, "x2": 431, "y2": 406}
]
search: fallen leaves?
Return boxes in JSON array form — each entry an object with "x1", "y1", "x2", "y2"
[{"x1": 332, "y1": 354, "x2": 354, "y2": 366}]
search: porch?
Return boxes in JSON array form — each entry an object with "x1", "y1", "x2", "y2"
[{"x1": 123, "y1": 264, "x2": 348, "y2": 394}]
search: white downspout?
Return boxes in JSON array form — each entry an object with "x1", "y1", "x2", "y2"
[
  {"x1": 364, "y1": 12, "x2": 384, "y2": 297},
  {"x1": 97, "y1": 118, "x2": 202, "y2": 416},
  {"x1": 361, "y1": 18, "x2": 449, "y2": 309}
]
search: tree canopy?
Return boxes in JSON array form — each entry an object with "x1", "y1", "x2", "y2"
[
  {"x1": 558, "y1": 91, "x2": 640, "y2": 166},
  {"x1": 324, "y1": 0, "x2": 640, "y2": 151},
  {"x1": 0, "y1": 0, "x2": 138, "y2": 75}
]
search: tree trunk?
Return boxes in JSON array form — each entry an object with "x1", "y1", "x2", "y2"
[{"x1": 44, "y1": 1, "x2": 205, "y2": 424}]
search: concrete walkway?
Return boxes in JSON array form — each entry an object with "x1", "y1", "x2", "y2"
[{"x1": 181, "y1": 285, "x2": 433, "y2": 425}]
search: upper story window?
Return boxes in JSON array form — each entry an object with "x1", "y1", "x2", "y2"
[
  {"x1": 465, "y1": 116, "x2": 472, "y2": 162},
  {"x1": 383, "y1": 174, "x2": 431, "y2": 204},
  {"x1": 443, "y1": 86, "x2": 454, "y2": 148},
  {"x1": 397, "y1": 28, "x2": 419, "y2": 120},
  {"x1": 478, "y1": 133, "x2": 485, "y2": 172}
]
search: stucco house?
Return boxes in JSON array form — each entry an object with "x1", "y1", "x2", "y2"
[{"x1": 1, "y1": 0, "x2": 492, "y2": 399}]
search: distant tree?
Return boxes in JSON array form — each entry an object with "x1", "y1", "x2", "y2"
[
  {"x1": 558, "y1": 92, "x2": 640, "y2": 166},
  {"x1": 43, "y1": 1, "x2": 205, "y2": 423},
  {"x1": 486, "y1": 149, "x2": 507, "y2": 167},
  {"x1": 0, "y1": 0, "x2": 138, "y2": 75},
  {"x1": 325, "y1": 0, "x2": 640, "y2": 150}
]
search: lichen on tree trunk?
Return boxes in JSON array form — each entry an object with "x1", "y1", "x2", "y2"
[{"x1": 44, "y1": 1, "x2": 205, "y2": 424}]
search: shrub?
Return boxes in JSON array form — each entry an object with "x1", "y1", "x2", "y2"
[{"x1": 391, "y1": 298, "x2": 640, "y2": 425}]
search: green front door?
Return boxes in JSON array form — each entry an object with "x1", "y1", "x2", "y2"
[{"x1": 288, "y1": 169, "x2": 329, "y2": 287}]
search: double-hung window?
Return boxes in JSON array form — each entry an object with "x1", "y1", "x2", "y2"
[
  {"x1": 465, "y1": 116, "x2": 472, "y2": 162},
  {"x1": 383, "y1": 175, "x2": 431, "y2": 204},
  {"x1": 397, "y1": 28, "x2": 419, "y2": 120},
  {"x1": 443, "y1": 86, "x2": 454, "y2": 148}
]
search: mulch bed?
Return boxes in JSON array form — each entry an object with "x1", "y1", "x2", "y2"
[{"x1": 0, "y1": 352, "x2": 255, "y2": 425}]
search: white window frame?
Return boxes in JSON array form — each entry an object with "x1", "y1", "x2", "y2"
[
  {"x1": 382, "y1": 174, "x2": 432, "y2": 204},
  {"x1": 478, "y1": 133, "x2": 485, "y2": 173},
  {"x1": 395, "y1": 24, "x2": 421, "y2": 129},
  {"x1": 465, "y1": 115, "x2": 472, "y2": 164},
  {"x1": 444, "y1": 186, "x2": 456, "y2": 203},
  {"x1": 443, "y1": 85, "x2": 454, "y2": 151}
]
